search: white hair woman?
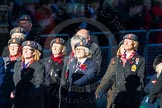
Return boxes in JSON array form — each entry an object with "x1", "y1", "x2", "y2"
[{"x1": 67, "y1": 40, "x2": 98, "y2": 108}]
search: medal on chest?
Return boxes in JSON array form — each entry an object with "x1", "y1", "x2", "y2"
[{"x1": 131, "y1": 64, "x2": 137, "y2": 72}]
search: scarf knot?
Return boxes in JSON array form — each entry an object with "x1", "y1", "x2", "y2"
[{"x1": 51, "y1": 54, "x2": 63, "y2": 64}]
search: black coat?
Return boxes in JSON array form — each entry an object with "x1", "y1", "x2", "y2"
[
  {"x1": 0, "y1": 57, "x2": 4, "y2": 95},
  {"x1": 43, "y1": 56, "x2": 64, "y2": 108},
  {"x1": 44, "y1": 56, "x2": 64, "y2": 84},
  {"x1": 13, "y1": 60, "x2": 44, "y2": 108}
]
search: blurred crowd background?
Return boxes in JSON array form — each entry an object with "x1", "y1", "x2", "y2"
[{"x1": 0, "y1": 0, "x2": 162, "y2": 75}]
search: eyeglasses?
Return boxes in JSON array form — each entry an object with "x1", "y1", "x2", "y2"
[
  {"x1": 75, "y1": 48, "x2": 85, "y2": 51},
  {"x1": 23, "y1": 48, "x2": 34, "y2": 52}
]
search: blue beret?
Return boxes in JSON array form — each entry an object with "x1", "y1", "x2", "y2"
[
  {"x1": 17, "y1": 14, "x2": 32, "y2": 22},
  {"x1": 74, "y1": 39, "x2": 89, "y2": 49},
  {"x1": 123, "y1": 34, "x2": 138, "y2": 42}
]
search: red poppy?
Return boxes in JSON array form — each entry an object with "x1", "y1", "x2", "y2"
[
  {"x1": 152, "y1": 80, "x2": 157, "y2": 84},
  {"x1": 80, "y1": 64, "x2": 87, "y2": 70}
]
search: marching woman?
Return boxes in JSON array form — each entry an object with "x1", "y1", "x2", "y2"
[
  {"x1": 13, "y1": 40, "x2": 44, "y2": 108},
  {"x1": 67, "y1": 40, "x2": 98, "y2": 108}
]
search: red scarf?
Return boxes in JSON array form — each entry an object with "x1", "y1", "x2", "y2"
[
  {"x1": 119, "y1": 51, "x2": 137, "y2": 66},
  {"x1": 9, "y1": 52, "x2": 21, "y2": 61},
  {"x1": 51, "y1": 54, "x2": 63, "y2": 64},
  {"x1": 9, "y1": 46, "x2": 22, "y2": 61}
]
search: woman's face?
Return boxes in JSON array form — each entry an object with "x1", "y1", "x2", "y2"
[
  {"x1": 75, "y1": 47, "x2": 86, "y2": 59},
  {"x1": 22, "y1": 46, "x2": 35, "y2": 59},
  {"x1": 124, "y1": 39, "x2": 134, "y2": 51},
  {"x1": 8, "y1": 43, "x2": 20, "y2": 56},
  {"x1": 51, "y1": 43, "x2": 63, "y2": 56}
]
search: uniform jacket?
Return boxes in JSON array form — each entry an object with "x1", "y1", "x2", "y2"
[
  {"x1": 43, "y1": 56, "x2": 64, "y2": 85},
  {"x1": 43, "y1": 56, "x2": 64, "y2": 108},
  {"x1": 96, "y1": 55, "x2": 145, "y2": 107},
  {"x1": 68, "y1": 58, "x2": 98, "y2": 87},
  {"x1": 95, "y1": 58, "x2": 117, "y2": 108},
  {"x1": 67, "y1": 58, "x2": 98, "y2": 108},
  {"x1": 149, "y1": 72, "x2": 162, "y2": 108},
  {"x1": 13, "y1": 60, "x2": 44, "y2": 108}
]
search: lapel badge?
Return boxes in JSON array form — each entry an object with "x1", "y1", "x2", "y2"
[
  {"x1": 112, "y1": 58, "x2": 115, "y2": 65},
  {"x1": 135, "y1": 58, "x2": 139, "y2": 65},
  {"x1": 131, "y1": 64, "x2": 137, "y2": 72}
]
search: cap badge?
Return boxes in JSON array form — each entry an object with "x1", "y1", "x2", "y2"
[
  {"x1": 15, "y1": 28, "x2": 19, "y2": 32},
  {"x1": 13, "y1": 39, "x2": 16, "y2": 43},
  {"x1": 27, "y1": 41, "x2": 30, "y2": 45},
  {"x1": 80, "y1": 42, "x2": 83, "y2": 45},
  {"x1": 55, "y1": 38, "x2": 60, "y2": 43},
  {"x1": 128, "y1": 34, "x2": 132, "y2": 39},
  {"x1": 24, "y1": 16, "x2": 27, "y2": 20}
]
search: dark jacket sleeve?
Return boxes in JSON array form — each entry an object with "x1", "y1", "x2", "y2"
[
  {"x1": 0, "y1": 58, "x2": 4, "y2": 89},
  {"x1": 33, "y1": 62, "x2": 44, "y2": 88},
  {"x1": 95, "y1": 58, "x2": 116, "y2": 96},
  {"x1": 144, "y1": 74, "x2": 157, "y2": 94},
  {"x1": 137, "y1": 57, "x2": 145, "y2": 91},
  {"x1": 13, "y1": 62, "x2": 21, "y2": 86},
  {"x1": 61, "y1": 56, "x2": 69, "y2": 85},
  {"x1": 90, "y1": 42, "x2": 102, "y2": 74},
  {"x1": 149, "y1": 72, "x2": 162, "y2": 103},
  {"x1": 73, "y1": 61, "x2": 97, "y2": 86}
]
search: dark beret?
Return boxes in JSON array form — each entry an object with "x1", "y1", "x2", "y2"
[
  {"x1": 8, "y1": 38, "x2": 23, "y2": 45},
  {"x1": 123, "y1": 34, "x2": 138, "y2": 42},
  {"x1": 74, "y1": 39, "x2": 89, "y2": 49},
  {"x1": 17, "y1": 14, "x2": 32, "y2": 22},
  {"x1": 119, "y1": 40, "x2": 124, "y2": 47},
  {"x1": 153, "y1": 54, "x2": 162, "y2": 69},
  {"x1": 22, "y1": 40, "x2": 42, "y2": 51},
  {"x1": 50, "y1": 38, "x2": 65, "y2": 47},
  {"x1": 10, "y1": 27, "x2": 25, "y2": 36}
]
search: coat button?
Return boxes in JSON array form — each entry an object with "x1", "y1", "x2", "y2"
[{"x1": 55, "y1": 73, "x2": 58, "y2": 77}]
